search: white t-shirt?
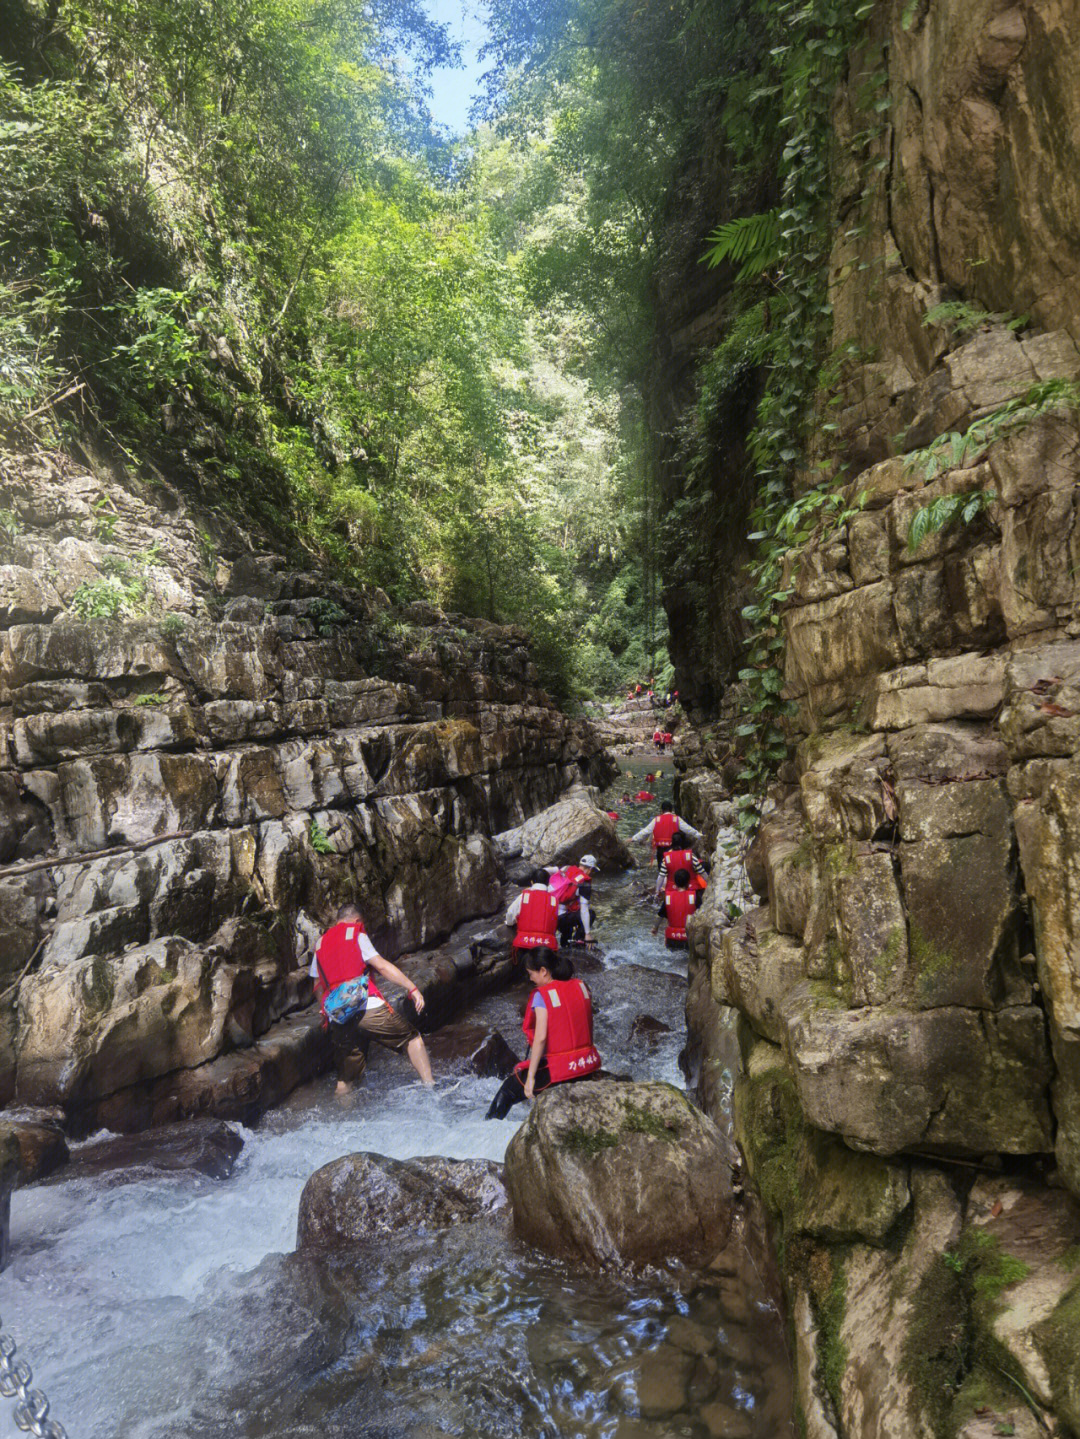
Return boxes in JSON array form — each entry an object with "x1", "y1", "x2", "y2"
[{"x1": 309, "y1": 926, "x2": 385, "y2": 1010}]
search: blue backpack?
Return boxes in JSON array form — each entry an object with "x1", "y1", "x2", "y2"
[{"x1": 323, "y1": 973, "x2": 370, "y2": 1025}]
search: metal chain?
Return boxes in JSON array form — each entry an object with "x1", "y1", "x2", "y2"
[{"x1": 0, "y1": 1320, "x2": 67, "y2": 1438}]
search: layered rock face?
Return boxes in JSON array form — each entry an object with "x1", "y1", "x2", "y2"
[
  {"x1": 0, "y1": 447, "x2": 609, "y2": 1132},
  {"x1": 688, "y1": 4, "x2": 1080, "y2": 1436}
]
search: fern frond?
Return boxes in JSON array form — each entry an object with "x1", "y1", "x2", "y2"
[{"x1": 702, "y1": 210, "x2": 782, "y2": 279}]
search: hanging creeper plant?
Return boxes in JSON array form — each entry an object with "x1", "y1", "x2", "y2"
[{"x1": 730, "y1": 0, "x2": 881, "y2": 829}]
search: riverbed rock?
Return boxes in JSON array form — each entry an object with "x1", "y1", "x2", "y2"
[
  {"x1": 424, "y1": 1021, "x2": 517, "y2": 1078},
  {"x1": 61, "y1": 1119, "x2": 244, "y2": 1185},
  {"x1": 295, "y1": 1153, "x2": 508, "y2": 1248},
  {"x1": 6, "y1": 1113, "x2": 69, "y2": 1185},
  {"x1": 0, "y1": 1125, "x2": 21, "y2": 1269},
  {"x1": 504, "y1": 1080, "x2": 732, "y2": 1267},
  {"x1": 501, "y1": 784, "x2": 634, "y2": 872}
]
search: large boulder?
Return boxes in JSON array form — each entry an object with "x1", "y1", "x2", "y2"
[
  {"x1": 496, "y1": 784, "x2": 633, "y2": 872},
  {"x1": 296, "y1": 1152, "x2": 507, "y2": 1248},
  {"x1": 504, "y1": 1080, "x2": 732, "y2": 1267}
]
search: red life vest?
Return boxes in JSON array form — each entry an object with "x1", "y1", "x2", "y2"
[
  {"x1": 664, "y1": 849, "x2": 704, "y2": 894},
  {"x1": 652, "y1": 812, "x2": 679, "y2": 848},
  {"x1": 665, "y1": 888, "x2": 696, "y2": 942},
  {"x1": 635, "y1": 790, "x2": 655, "y2": 802},
  {"x1": 520, "y1": 979, "x2": 601, "y2": 1083},
  {"x1": 558, "y1": 864, "x2": 589, "y2": 913},
  {"x1": 663, "y1": 732, "x2": 673, "y2": 745},
  {"x1": 314, "y1": 921, "x2": 384, "y2": 1017},
  {"x1": 513, "y1": 888, "x2": 559, "y2": 951}
]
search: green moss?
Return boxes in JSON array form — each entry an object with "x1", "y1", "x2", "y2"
[
  {"x1": 816, "y1": 1253, "x2": 849, "y2": 1417},
  {"x1": 806, "y1": 978, "x2": 846, "y2": 1010},
  {"x1": 560, "y1": 1126, "x2": 620, "y2": 1157},
  {"x1": 1034, "y1": 1279, "x2": 1080, "y2": 1432},
  {"x1": 910, "y1": 924, "x2": 959, "y2": 997},
  {"x1": 733, "y1": 1068, "x2": 805, "y2": 1227},
  {"x1": 872, "y1": 925, "x2": 906, "y2": 978},
  {"x1": 1055, "y1": 1245, "x2": 1080, "y2": 1272},
  {"x1": 824, "y1": 842, "x2": 857, "y2": 878},
  {"x1": 901, "y1": 1251, "x2": 967, "y2": 1436},
  {"x1": 620, "y1": 1100, "x2": 682, "y2": 1142}
]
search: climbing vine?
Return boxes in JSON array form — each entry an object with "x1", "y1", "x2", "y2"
[{"x1": 717, "y1": 0, "x2": 883, "y2": 825}]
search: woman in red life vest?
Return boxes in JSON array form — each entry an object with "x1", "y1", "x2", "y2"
[
  {"x1": 484, "y1": 950, "x2": 601, "y2": 1120},
  {"x1": 655, "y1": 833, "x2": 709, "y2": 899}
]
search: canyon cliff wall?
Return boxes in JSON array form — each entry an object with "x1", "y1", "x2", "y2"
[
  {"x1": 689, "y1": 3, "x2": 1080, "y2": 1436},
  {"x1": 0, "y1": 445, "x2": 609, "y2": 1134}
]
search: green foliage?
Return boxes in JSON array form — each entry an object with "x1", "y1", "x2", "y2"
[
  {"x1": 0, "y1": 508, "x2": 20, "y2": 536},
  {"x1": 309, "y1": 819, "x2": 335, "y2": 855},
  {"x1": 70, "y1": 574, "x2": 146, "y2": 620},
  {"x1": 906, "y1": 489, "x2": 996, "y2": 554},
  {"x1": 306, "y1": 598, "x2": 349, "y2": 636},
  {"x1": 905, "y1": 379, "x2": 1080, "y2": 481},
  {"x1": 702, "y1": 211, "x2": 782, "y2": 280},
  {"x1": 132, "y1": 691, "x2": 167, "y2": 707},
  {"x1": 923, "y1": 302, "x2": 1027, "y2": 338},
  {"x1": 159, "y1": 612, "x2": 186, "y2": 637}
]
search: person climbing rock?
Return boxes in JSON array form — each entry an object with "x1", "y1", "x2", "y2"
[
  {"x1": 505, "y1": 870, "x2": 559, "y2": 954},
  {"x1": 658, "y1": 869, "x2": 698, "y2": 949},
  {"x1": 311, "y1": 904, "x2": 433, "y2": 1093},
  {"x1": 655, "y1": 834, "x2": 709, "y2": 897},
  {"x1": 551, "y1": 855, "x2": 597, "y2": 947},
  {"x1": 484, "y1": 949, "x2": 601, "y2": 1119},
  {"x1": 631, "y1": 803, "x2": 702, "y2": 867}
]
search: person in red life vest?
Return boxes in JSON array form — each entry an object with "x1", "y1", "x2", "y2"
[
  {"x1": 551, "y1": 855, "x2": 597, "y2": 947},
  {"x1": 634, "y1": 789, "x2": 655, "y2": 803},
  {"x1": 311, "y1": 904, "x2": 433, "y2": 1094},
  {"x1": 655, "y1": 833, "x2": 709, "y2": 899},
  {"x1": 631, "y1": 803, "x2": 702, "y2": 868},
  {"x1": 652, "y1": 727, "x2": 664, "y2": 753},
  {"x1": 662, "y1": 730, "x2": 674, "y2": 749},
  {"x1": 606, "y1": 810, "x2": 620, "y2": 821},
  {"x1": 484, "y1": 949, "x2": 601, "y2": 1119},
  {"x1": 644, "y1": 772, "x2": 655, "y2": 784},
  {"x1": 505, "y1": 871, "x2": 559, "y2": 953},
  {"x1": 659, "y1": 869, "x2": 698, "y2": 949}
]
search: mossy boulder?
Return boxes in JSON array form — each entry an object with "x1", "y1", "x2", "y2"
[{"x1": 504, "y1": 1080, "x2": 732, "y2": 1267}]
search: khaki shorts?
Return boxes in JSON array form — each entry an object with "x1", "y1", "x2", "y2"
[{"x1": 329, "y1": 1002, "x2": 418, "y2": 1082}]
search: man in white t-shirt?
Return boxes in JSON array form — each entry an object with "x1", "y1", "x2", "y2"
[{"x1": 311, "y1": 904, "x2": 433, "y2": 1092}]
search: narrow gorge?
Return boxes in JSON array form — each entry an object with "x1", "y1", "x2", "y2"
[{"x1": 2, "y1": 0, "x2": 1080, "y2": 1436}]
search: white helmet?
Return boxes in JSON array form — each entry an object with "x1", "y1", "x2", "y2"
[{"x1": 580, "y1": 854, "x2": 598, "y2": 870}]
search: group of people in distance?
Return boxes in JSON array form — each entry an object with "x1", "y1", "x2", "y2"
[
  {"x1": 652, "y1": 726, "x2": 674, "y2": 753},
  {"x1": 306, "y1": 793, "x2": 709, "y2": 1119},
  {"x1": 631, "y1": 802, "x2": 708, "y2": 946}
]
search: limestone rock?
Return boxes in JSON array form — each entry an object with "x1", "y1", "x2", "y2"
[
  {"x1": 296, "y1": 1153, "x2": 507, "y2": 1248},
  {"x1": 712, "y1": 909, "x2": 805, "y2": 1046},
  {"x1": 7, "y1": 1114, "x2": 69, "y2": 1185},
  {"x1": 781, "y1": 984, "x2": 1054, "y2": 1157},
  {"x1": 0, "y1": 565, "x2": 63, "y2": 625},
  {"x1": 424, "y1": 1021, "x2": 517, "y2": 1078},
  {"x1": 504, "y1": 784, "x2": 633, "y2": 871},
  {"x1": 504, "y1": 1080, "x2": 732, "y2": 1267}
]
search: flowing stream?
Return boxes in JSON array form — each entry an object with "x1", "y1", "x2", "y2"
[{"x1": 2, "y1": 756, "x2": 792, "y2": 1438}]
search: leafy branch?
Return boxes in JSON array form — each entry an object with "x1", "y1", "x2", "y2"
[{"x1": 906, "y1": 489, "x2": 996, "y2": 553}]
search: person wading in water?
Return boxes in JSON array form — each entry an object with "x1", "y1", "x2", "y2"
[
  {"x1": 484, "y1": 949, "x2": 601, "y2": 1119},
  {"x1": 311, "y1": 903, "x2": 434, "y2": 1093}
]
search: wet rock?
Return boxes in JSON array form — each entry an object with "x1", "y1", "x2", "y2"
[
  {"x1": 504, "y1": 1079, "x2": 732, "y2": 1267},
  {"x1": 0, "y1": 1125, "x2": 21, "y2": 1269},
  {"x1": 425, "y1": 1021, "x2": 517, "y2": 1078},
  {"x1": 629, "y1": 1013, "x2": 672, "y2": 1043},
  {"x1": 499, "y1": 784, "x2": 634, "y2": 872},
  {"x1": 7, "y1": 1113, "x2": 69, "y2": 1185},
  {"x1": 61, "y1": 1119, "x2": 243, "y2": 1185},
  {"x1": 296, "y1": 1153, "x2": 507, "y2": 1248}
]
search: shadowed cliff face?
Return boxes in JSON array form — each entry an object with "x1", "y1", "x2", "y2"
[
  {"x1": 679, "y1": 5, "x2": 1080, "y2": 1437},
  {"x1": 0, "y1": 444, "x2": 612, "y2": 1131}
]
